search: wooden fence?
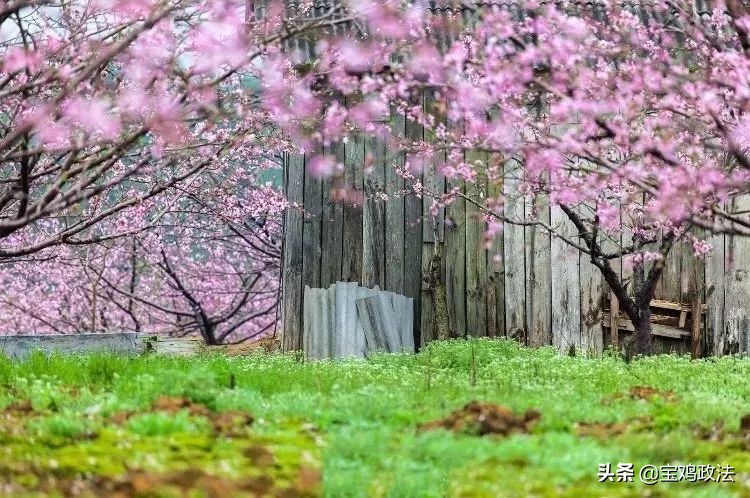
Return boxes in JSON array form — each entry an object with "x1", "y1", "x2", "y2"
[{"x1": 280, "y1": 113, "x2": 750, "y2": 356}]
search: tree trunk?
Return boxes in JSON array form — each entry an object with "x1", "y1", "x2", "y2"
[
  {"x1": 632, "y1": 316, "x2": 653, "y2": 355},
  {"x1": 625, "y1": 300, "x2": 653, "y2": 359}
]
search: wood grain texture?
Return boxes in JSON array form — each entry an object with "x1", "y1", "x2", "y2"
[
  {"x1": 281, "y1": 153, "x2": 305, "y2": 351},
  {"x1": 342, "y1": 134, "x2": 365, "y2": 283},
  {"x1": 656, "y1": 237, "x2": 682, "y2": 301},
  {"x1": 721, "y1": 195, "x2": 750, "y2": 354},
  {"x1": 363, "y1": 135, "x2": 386, "y2": 289},
  {"x1": 487, "y1": 155, "x2": 505, "y2": 338},
  {"x1": 705, "y1": 226, "x2": 724, "y2": 356},
  {"x1": 600, "y1": 205, "x2": 623, "y2": 352},
  {"x1": 404, "y1": 109, "x2": 423, "y2": 345},
  {"x1": 550, "y1": 205, "x2": 581, "y2": 352},
  {"x1": 302, "y1": 153, "x2": 322, "y2": 290},
  {"x1": 321, "y1": 142, "x2": 345, "y2": 288},
  {"x1": 578, "y1": 203, "x2": 604, "y2": 354},
  {"x1": 385, "y1": 113, "x2": 405, "y2": 295},
  {"x1": 503, "y1": 158, "x2": 526, "y2": 340},
  {"x1": 465, "y1": 150, "x2": 488, "y2": 337},
  {"x1": 445, "y1": 171, "x2": 466, "y2": 338},
  {"x1": 526, "y1": 192, "x2": 551, "y2": 346},
  {"x1": 421, "y1": 243, "x2": 436, "y2": 345}
]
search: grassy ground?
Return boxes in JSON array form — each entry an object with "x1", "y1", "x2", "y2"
[{"x1": 0, "y1": 339, "x2": 749, "y2": 497}]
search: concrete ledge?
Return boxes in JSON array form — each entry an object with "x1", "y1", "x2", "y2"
[{"x1": 0, "y1": 332, "x2": 145, "y2": 359}]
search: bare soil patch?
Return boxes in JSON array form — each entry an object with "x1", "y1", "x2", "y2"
[{"x1": 420, "y1": 401, "x2": 540, "y2": 436}]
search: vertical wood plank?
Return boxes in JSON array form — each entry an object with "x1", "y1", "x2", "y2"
[
  {"x1": 691, "y1": 289, "x2": 702, "y2": 359},
  {"x1": 705, "y1": 225, "x2": 724, "y2": 356},
  {"x1": 657, "y1": 237, "x2": 682, "y2": 301},
  {"x1": 550, "y1": 205, "x2": 581, "y2": 352},
  {"x1": 465, "y1": 150, "x2": 488, "y2": 337},
  {"x1": 579, "y1": 203, "x2": 604, "y2": 354},
  {"x1": 321, "y1": 142, "x2": 345, "y2": 288},
  {"x1": 445, "y1": 176, "x2": 466, "y2": 338},
  {"x1": 385, "y1": 113, "x2": 405, "y2": 295},
  {"x1": 404, "y1": 109, "x2": 423, "y2": 345},
  {"x1": 621, "y1": 201, "x2": 636, "y2": 299},
  {"x1": 421, "y1": 243, "x2": 436, "y2": 345},
  {"x1": 721, "y1": 195, "x2": 750, "y2": 354},
  {"x1": 609, "y1": 292, "x2": 619, "y2": 348},
  {"x1": 682, "y1": 227, "x2": 705, "y2": 356},
  {"x1": 281, "y1": 152, "x2": 305, "y2": 351},
  {"x1": 526, "y1": 192, "x2": 551, "y2": 346},
  {"x1": 601, "y1": 205, "x2": 623, "y2": 352},
  {"x1": 302, "y1": 152, "x2": 322, "y2": 290},
  {"x1": 420, "y1": 92, "x2": 445, "y2": 345},
  {"x1": 422, "y1": 91, "x2": 446, "y2": 243},
  {"x1": 487, "y1": 154, "x2": 505, "y2": 338},
  {"x1": 503, "y1": 158, "x2": 526, "y2": 340},
  {"x1": 362, "y1": 135, "x2": 386, "y2": 289},
  {"x1": 342, "y1": 133, "x2": 364, "y2": 283}
]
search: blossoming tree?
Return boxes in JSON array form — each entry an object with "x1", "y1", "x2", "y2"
[
  {"x1": 0, "y1": 0, "x2": 347, "y2": 341},
  {"x1": 4, "y1": 0, "x2": 750, "y2": 354},
  {"x1": 269, "y1": 0, "x2": 750, "y2": 355}
]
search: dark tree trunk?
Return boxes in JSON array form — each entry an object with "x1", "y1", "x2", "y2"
[{"x1": 631, "y1": 304, "x2": 653, "y2": 357}]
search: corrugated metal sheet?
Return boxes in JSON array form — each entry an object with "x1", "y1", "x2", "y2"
[{"x1": 303, "y1": 282, "x2": 414, "y2": 359}]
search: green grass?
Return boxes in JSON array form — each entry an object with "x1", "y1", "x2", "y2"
[{"x1": 0, "y1": 339, "x2": 749, "y2": 497}]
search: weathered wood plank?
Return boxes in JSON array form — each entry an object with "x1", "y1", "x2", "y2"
[
  {"x1": 281, "y1": 152, "x2": 305, "y2": 351},
  {"x1": 487, "y1": 154, "x2": 505, "y2": 338},
  {"x1": 342, "y1": 134, "x2": 364, "y2": 283},
  {"x1": 419, "y1": 92, "x2": 445, "y2": 346},
  {"x1": 598, "y1": 203, "x2": 623, "y2": 352},
  {"x1": 721, "y1": 195, "x2": 750, "y2": 354},
  {"x1": 526, "y1": 191, "x2": 551, "y2": 346},
  {"x1": 579, "y1": 203, "x2": 604, "y2": 354},
  {"x1": 682, "y1": 226, "x2": 706, "y2": 356},
  {"x1": 503, "y1": 157, "x2": 526, "y2": 340},
  {"x1": 421, "y1": 243, "x2": 436, "y2": 345},
  {"x1": 660, "y1": 233, "x2": 683, "y2": 301},
  {"x1": 404, "y1": 108, "x2": 423, "y2": 345},
  {"x1": 422, "y1": 91, "x2": 446, "y2": 243},
  {"x1": 601, "y1": 313, "x2": 691, "y2": 339},
  {"x1": 705, "y1": 226, "x2": 724, "y2": 356},
  {"x1": 385, "y1": 112, "x2": 405, "y2": 295},
  {"x1": 362, "y1": 135, "x2": 386, "y2": 289},
  {"x1": 320, "y1": 142, "x2": 345, "y2": 288},
  {"x1": 609, "y1": 292, "x2": 619, "y2": 348},
  {"x1": 302, "y1": 153, "x2": 323, "y2": 290},
  {"x1": 445, "y1": 170, "x2": 466, "y2": 338},
  {"x1": 465, "y1": 150, "x2": 488, "y2": 337},
  {"x1": 550, "y1": 205, "x2": 581, "y2": 352}
]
